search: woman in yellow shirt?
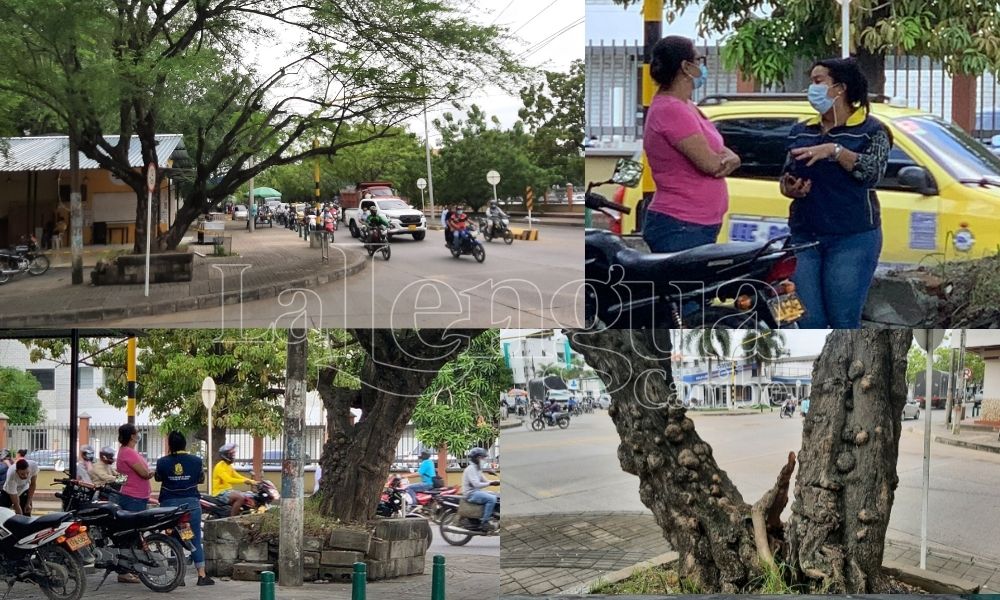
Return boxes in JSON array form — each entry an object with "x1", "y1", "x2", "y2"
[{"x1": 214, "y1": 444, "x2": 258, "y2": 517}]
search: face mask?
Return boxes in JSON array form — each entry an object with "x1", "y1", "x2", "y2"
[
  {"x1": 808, "y1": 83, "x2": 836, "y2": 115},
  {"x1": 687, "y1": 62, "x2": 708, "y2": 90}
]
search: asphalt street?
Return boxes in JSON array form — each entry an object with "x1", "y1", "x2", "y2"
[
  {"x1": 85, "y1": 223, "x2": 582, "y2": 329},
  {"x1": 502, "y1": 409, "x2": 1000, "y2": 563}
]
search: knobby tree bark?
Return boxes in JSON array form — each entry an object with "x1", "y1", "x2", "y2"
[
  {"x1": 566, "y1": 328, "x2": 911, "y2": 593},
  {"x1": 315, "y1": 329, "x2": 479, "y2": 523}
]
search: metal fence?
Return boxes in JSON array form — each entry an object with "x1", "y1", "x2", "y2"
[{"x1": 586, "y1": 39, "x2": 1000, "y2": 143}]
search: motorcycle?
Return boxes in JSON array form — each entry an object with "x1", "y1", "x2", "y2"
[
  {"x1": 437, "y1": 494, "x2": 500, "y2": 546},
  {"x1": 479, "y1": 216, "x2": 514, "y2": 245},
  {"x1": 0, "y1": 235, "x2": 50, "y2": 285},
  {"x1": 54, "y1": 478, "x2": 193, "y2": 592},
  {"x1": 780, "y1": 403, "x2": 797, "y2": 419},
  {"x1": 200, "y1": 480, "x2": 280, "y2": 521},
  {"x1": 450, "y1": 227, "x2": 486, "y2": 263},
  {"x1": 531, "y1": 411, "x2": 571, "y2": 431},
  {"x1": 361, "y1": 225, "x2": 391, "y2": 261},
  {"x1": 377, "y1": 480, "x2": 408, "y2": 518},
  {"x1": 585, "y1": 159, "x2": 815, "y2": 329},
  {"x1": 0, "y1": 507, "x2": 90, "y2": 600}
]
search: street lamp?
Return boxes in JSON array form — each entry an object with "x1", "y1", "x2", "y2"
[{"x1": 201, "y1": 376, "x2": 217, "y2": 495}]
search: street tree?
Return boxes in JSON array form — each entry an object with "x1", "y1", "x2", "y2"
[
  {"x1": 612, "y1": 1, "x2": 1000, "y2": 94},
  {"x1": 518, "y1": 60, "x2": 584, "y2": 185},
  {"x1": 741, "y1": 329, "x2": 787, "y2": 382},
  {"x1": 314, "y1": 329, "x2": 481, "y2": 523},
  {"x1": 411, "y1": 328, "x2": 512, "y2": 458},
  {"x1": 0, "y1": 0, "x2": 522, "y2": 252},
  {"x1": 905, "y1": 343, "x2": 984, "y2": 387},
  {"x1": 0, "y1": 367, "x2": 44, "y2": 425},
  {"x1": 567, "y1": 328, "x2": 911, "y2": 593}
]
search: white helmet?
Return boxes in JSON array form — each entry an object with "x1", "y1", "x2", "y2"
[{"x1": 219, "y1": 443, "x2": 238, "y2": 463}]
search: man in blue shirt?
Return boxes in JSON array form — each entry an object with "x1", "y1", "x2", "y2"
[
  {"x1": 155, "y1": 432, "x2": 213, "y2": 587},
  {"x1": 408, "y1": 450, "x2": 437, "y2": 496}
]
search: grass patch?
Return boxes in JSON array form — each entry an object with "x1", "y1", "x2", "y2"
[
  {"x1": 243, "y1": 496, "x2": 370, "y2": 543},
  {"x1": 748, "y1": 561, "x2": 796, "y2": 594},
  {"x1": 589, "y1": 565, "x2": 700, "y2": 595}
]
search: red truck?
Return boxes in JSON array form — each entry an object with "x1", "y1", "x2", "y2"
[{"x1": 339, "y1": 181, "x2": 396, "y2": 210}]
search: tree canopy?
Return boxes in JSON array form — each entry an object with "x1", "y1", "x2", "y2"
[{"x1": 0, "y1": 367, "x2": 44, "y2": 425}]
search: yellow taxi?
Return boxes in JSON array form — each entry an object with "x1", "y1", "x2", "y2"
[{"x1": 622, "y1": 95, "x2": 1000, "y2": 266}]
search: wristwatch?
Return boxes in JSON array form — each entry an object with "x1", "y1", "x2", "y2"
[{"x1": 832, "y1": 144, "x2": 843, "y2": 160}]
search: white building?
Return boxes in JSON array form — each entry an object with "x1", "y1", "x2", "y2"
[
  {"x1": 500, "y1": 329, "x2": 604, "y2": 397},
  {"x1": 956, "y1": 330, "x2": 1000, "y2": 420}
]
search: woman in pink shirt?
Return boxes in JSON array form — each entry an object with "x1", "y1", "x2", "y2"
[
  {"x1": 115, "y1": 423, "x2": 154, "y2": 512},
  {"x1": 643, "y1": 36, "x2": 741, "y2": 253}
]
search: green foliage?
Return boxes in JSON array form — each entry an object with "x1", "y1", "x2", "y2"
[
  {"x1": 539, "y1": 357, "x2": 589, "y2": 382},
  {"x1": 412, "y1": 329, "x2": 512, "y2": 456},
  {"x1": 518, "y1": 60, "x2": 584, "y2": 185},
  {"x1": 0, "y1": 367, "x2": 44, "y2": 425}
]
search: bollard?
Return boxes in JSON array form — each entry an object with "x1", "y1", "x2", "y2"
[
  {"x1": 352, "y1": 562, "x2": 367, "y2": 600},
  {"x1": 260, "y1": 571, "x2": 275, "y2": 600},
  {"x1": 431, "y1": 555, "x2": 446, "y2": 600}
]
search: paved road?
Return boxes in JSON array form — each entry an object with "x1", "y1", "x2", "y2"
[
  {"x1": 502, "y1": 409, "x2": 1000, "y2": 563},
  {"x1": 84, "y1": 224, "x2": 582, "y2": 329}
]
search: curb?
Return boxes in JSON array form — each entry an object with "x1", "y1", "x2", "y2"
[
  {"x1": 689, "y1": 409, "x2": 771, "y2": 417},
  {"x1": 561, "y1": 551, "x2": 679, "y2": 595},
  {"x1": 0, "y1": 250, "x2": 368, "y2": 327},
  {"x1": 883, "y1": 560, "x2": 981, "y2": 594},
  {"x1": 499, "y1": 420, "x2": 523, "y2": 430},
  {"x1": 935, "y1": 435, "x2": 1000, "y2": 454}
]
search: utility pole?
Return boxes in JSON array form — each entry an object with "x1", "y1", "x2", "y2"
[
  {"x1": 69, "y1": 132, "x2": 83, "y2": 284},
  {"x1": 635, "y1": 0, "x2": 663, "y2": 235},
  {"x1": 420, "y1": 48, "x2": 436, "y2": 220},
  {"x1": 248, "y1": 157, "x2": 256, "y2": 234},
  {"x1": 279, "y1": 327, "x2": 307, "y2": 587},
  {"x1": 944, "y1": 346, "x2": 957, "y2": 426},
  {"x1": 127, "y1": 337, "x2": 137, "y2": 425}
]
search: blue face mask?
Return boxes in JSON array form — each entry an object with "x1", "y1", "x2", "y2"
[
  {"x1": 808, "y1": 83, "x2": 836, "y2": 114},
  {"x1": 688, "y1": 63, "x2": 708, "y2": 90}
]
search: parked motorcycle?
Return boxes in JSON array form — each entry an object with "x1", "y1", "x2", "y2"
[
  {"x1": 585, "y1": 159, "x2": 815, "y2": 329},
  {"x1": 479, "y1": 216, "x2": 514, "y2": 245},
  {"x1": 200, "y1": 480, "x2": 280, "y2": 521},
  {"x1": 0, "y1": 235, "x2": 50, "y2": 285},
  {"x1": 449, "y1": 227, "x2": 485, "y2": 262},
  {"x1": 54, "y1": 478, "x2": 192, "y2": 592},
  {"x1": 437, "y1": 494, "x2": 500, "y2": 546},
  {"x1": 0, "y1": 507, "x2": 89, "y2": 600},
  {"x1": 362, "y1": 225, "x2": 391, "y2": 261},
  {"x1": 531, "y1": 411, "x2": 571, "y2": 431}
]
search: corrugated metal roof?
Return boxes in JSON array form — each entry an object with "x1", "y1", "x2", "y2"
[{"x1": 0, "y1": 134, "x2": 184, "y2": 172}]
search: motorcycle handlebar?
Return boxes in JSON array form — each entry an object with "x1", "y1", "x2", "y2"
[{"x1": 584, "y1": 191, "x2": 632, "y2": 215}]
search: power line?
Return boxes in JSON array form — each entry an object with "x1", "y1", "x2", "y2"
[
  {"x1": 519, "y1": 17, "x2": 583, "y2": 60},
  {"x1": 511, "y1": 0, "x2": 560, "y2": 35},
  {"x1": 491, "y1": 0, "x2": 515, "y2": 25}
]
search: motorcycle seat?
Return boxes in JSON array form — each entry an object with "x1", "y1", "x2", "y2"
[
  {"x1": 3, "y1": 511, "x2": 72, "y2": 538},
  {"x1": 112, "y1": 506, "x2": 182, "y2": 528},
  {"x1": 613, "y1": 241, "x2": 771, "y2": 284},
  {"x1": 199, "y1": 494, "x2": 227, "y2": 506}
]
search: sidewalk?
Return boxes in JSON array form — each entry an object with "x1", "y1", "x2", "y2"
[
  {"x1": 500, "y1": 512, "x2": 1000, "y2": 596},
  {"x1": 0, "y1": 225, "x2": 366, "y2": 327},
  {"x1": 933, "y1": 417, "x2": 1000, "y2": 454},
  {"x1": 9, "y1": 553, "x2": 497, "y2": 600}
]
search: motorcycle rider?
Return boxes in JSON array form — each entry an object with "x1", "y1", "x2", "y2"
[
  {"x1": 365, "y1": 205, "x2": 390, "y2": 242},
  {"x1": 542, "y1": 398, "x2": 561, "y2": 425},
  {"x1": 461, "y1": 448, "x2": 500, "y2": 531},
  {"x1": 485, "y1": 200, "x2": 508, "y2": 237},
  {"x1": 442, "y1": 205, "x2": 454, "y2": 247},
  {"x1": 91, "y1": 446, "x2": 120, "y2": 487},
  {"x1": 782, "y1": 397, "x2": 797, "y2": 417},
  {"x1": 0, "y1": 449, "x2": 13, "y2": 485},
  {"x1": 213, "y1": 443, "x2": 259, "y2": 517},
  {"x1": 448, "y1": 206, "x2": 471, "y2": 251},
  {"x1": 78, "y1": 445, "x2": 96, "y2": 484},
  {"x1": 407, "y1": 450, "x2": 436, "y2": 499}
]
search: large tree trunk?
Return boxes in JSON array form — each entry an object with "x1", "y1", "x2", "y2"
[
  {"x1": 315, "y1": 329, "x2": 479, "y2": 523},
  {"x1": 785, "y1": 329, "x2": 910, "y2": 593},
  {"x1": 566, "y1": 328, "x2": 912, "y2": 593}
]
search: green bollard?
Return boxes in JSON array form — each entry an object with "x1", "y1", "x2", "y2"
[
  {"x1": 431, "y1": 555, "x2": 446, "y2": 600},
  {"x1": 352, "y1": 562, "x2": 367, "y2": 600},
  {"x1": 259, "y1": 571, "x2": 275, "y2": 600}
]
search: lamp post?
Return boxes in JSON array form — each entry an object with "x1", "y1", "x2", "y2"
[
  {"x1": 201, "y1": 376, "x2": 217, "y2": 495},
  {"x1": 913, "y1": 329, "x2": 945, "y2": 570}
]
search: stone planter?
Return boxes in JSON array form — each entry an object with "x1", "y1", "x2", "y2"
[
  {"x1": 91, "y1": 251, "x2": 193, "y2": 285},
  {"x1": 203, "y1": 516, "x2": 430, "y2": 582}
]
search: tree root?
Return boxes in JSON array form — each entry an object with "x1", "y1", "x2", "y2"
[{"x1": 752, "y1": 452, "x2": 797, "y2": 569}]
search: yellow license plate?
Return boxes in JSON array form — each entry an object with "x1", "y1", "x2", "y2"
[
  {"x1": 178, "y1": 524, "x2": 194, "y2": 541},
  {"x1": 769, "y1": 293, "x2": 805, "y2": 323},
  {"x1": 407, "y1": 225, "x2": 416, "y2": 230},
  {"x1": 66, "y1": 533, "x2": 91, "y2": 551}
]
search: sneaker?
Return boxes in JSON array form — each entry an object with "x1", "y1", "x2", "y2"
[
  {"x1": 117, "y1": 573, "x2": 140, "y2": 584},
  {"x1": 197, "y1": 576, "x2": 216, "y2": 586}
]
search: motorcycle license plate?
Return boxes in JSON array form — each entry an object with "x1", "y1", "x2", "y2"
[
  {"x1": 66, "y1": 532, "x2": 91, "y2": 551},
  {"x1": 768, "y1": 293, "x2": 806, "y2": 324},
  {"x1": 177, "y1": 523, "x2": 194, "y2": 541},
  {"x1": 407, "y1": 225, "x2": 416, "y2": 230}
]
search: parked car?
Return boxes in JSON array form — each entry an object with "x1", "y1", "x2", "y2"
[
  {"x1": 902, "y1": 401, "x2": 921, "y2": 420},
  {"x1": 233, "y1": 204, "x2": 249, "y2": 220},
  {"x1": 596, "y1": 394, "x2": 612, "y2": 409},
  {"x1": 24, "y1": 449, "x2": 70, "y2": 468}
]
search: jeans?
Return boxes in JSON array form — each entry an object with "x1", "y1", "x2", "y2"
[
  {"x1": 467, "y1": 490, "x2": 497, "y2": 522},
  {"x1": 643, "y1": 209, "x2": 721, "y2": 253},
  {"x1": 116, "y1": 494, "x2": 149, "y2": 512},
  {"x1": 791, "y1": 228, "x2": 882, "y2": 328},
  {"x1": 158, "y1": 498, "x2": 205, "y2": 569}
]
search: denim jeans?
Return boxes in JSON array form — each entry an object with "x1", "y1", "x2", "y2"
[
  {"x1": 116, "y1": 494, "x2": 149, "y2": 512},
  {"x1": 407, "y1": 482, "x2": 431, "y2": 505},
  {"x1": 791, "y1": 228, "x2": 882, "y2": 328},
  {"x1": 158, "y1": 498, "x2": 205, "y2": 569},
  {"x1": 467, "y1": 490, "x2": 498, "y2": 522},
  {"x1": 643, "y1": 209, "x2": 721, "y2": 253}
]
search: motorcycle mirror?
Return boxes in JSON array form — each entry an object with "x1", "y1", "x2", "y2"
[
  {"x1": 53, "y1": 459, "x2": 65, "y2": 473},
  {"x1": 610, "y1": 158, "x2": 643, "y2": 188}
]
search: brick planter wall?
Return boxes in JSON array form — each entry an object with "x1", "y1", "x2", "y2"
[
  {"x1": 980, "y1": 398, "x2": 1000, "y2": 423},
  {"x1": 203, "y1": 516, "x2": 430, "y2": 582},
  {"x1": 91, "y1": 252, "x2": 194, "y2": 285}
]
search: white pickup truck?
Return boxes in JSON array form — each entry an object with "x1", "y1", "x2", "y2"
[{"x1": 344, "y1": 197, "x2": 427, "y2": 241}]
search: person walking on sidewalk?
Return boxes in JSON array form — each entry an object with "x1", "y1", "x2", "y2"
[
  {"x1": 462, "y1": 447, "x2": 500, "y2": 531},
  {"x1": 779, "y1": 57, "x2": 890, "y2": 328},
  {"x1": 155, "y1": 432, "x2": 214, "y2": 587},
  {"x1": 642, "y1": 35, "x2": 741, "y2": 253}
]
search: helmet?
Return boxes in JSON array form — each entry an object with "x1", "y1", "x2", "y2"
[
  {"x1": 368, "y1": 205, "x2": 378, "y2": 213},
  {"x1": 467, "y1": 447, "x2": 488, "y2": 463},
  {"x1": 99, "y1": 446, "x2": 116, "y2": 463},
  {"x1": 490, "y1": 200, "x2": 498, "y2": 207},
  {"x1": 219, "y1": 443, "x2": 238, "y2": 463},
  {"x1": 81, "y1": 445, "x2": 95, "y2": 462},
  {"x1": 0, "y1": 449, "x2": 10, "y2": 461}
]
